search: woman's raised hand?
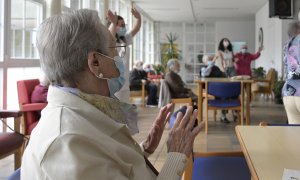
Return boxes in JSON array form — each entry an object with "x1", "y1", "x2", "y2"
[
  {"x1": 167, "y1": 106, "x2": 204, "y2": 156},
  {"x1": 143, "y1": 104, "x2": 174, "y2": 154}
]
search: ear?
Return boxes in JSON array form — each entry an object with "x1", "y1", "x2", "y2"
[{"x1": 87, "y1": 52, "x2": 100, "y2": 76}]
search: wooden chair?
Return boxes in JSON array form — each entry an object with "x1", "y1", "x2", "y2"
[
  {"x1": 158, "y1": 79, "x2": 193, "y2": 108},
  {"x1": 182, "y1": 151, "x2": 251, "y2": 180},
  {"x1": 252, "y1": 68, "x2": 276, "y2": 100},
  {"x1": 0, "y1": 110, "x2": 24, "y2": 170},
  {"x1": 17, "y1": 79, "x2": 47, "y2": 135},
  {"x1": 129, "y1": 80, "x2": 147, "y2": 107},
  {"x1": 205, "y1": 81, "x2": 244, "y2": 133}
]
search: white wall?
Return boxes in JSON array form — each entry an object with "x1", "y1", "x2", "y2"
[
  {"x1": 255, "y1": 2, "x2": 293, "y2": 77},
  {"x1": 216, "y1": 20, "x2": 255, "y2": 53}
]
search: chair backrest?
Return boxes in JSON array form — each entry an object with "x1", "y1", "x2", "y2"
[
  {"x1": 158, "y1": 79, "x2": 171, "y2": 108},
  {"x1": 17, "y1": 79, "x2": 40, "y2": 105},
  {"x1": 17, "y1": 79, "x2": 46, "y2": 135},
  {"x1": 207, "y1": 82, "x2": 241, "y2": 99},
  {"x1": 182, "y1": 151, "x2": 251, "y2": 180},
  {"x1": 266, "y1": 68, "x2": 276, "y2": 90}
]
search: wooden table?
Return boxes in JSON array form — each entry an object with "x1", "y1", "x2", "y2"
[
  {"x1": 236, "y1": 126, "x2": 300, "y2": 180},
  {"x1": 195, "y1": 78, "x2": 253, "y2": 125}
]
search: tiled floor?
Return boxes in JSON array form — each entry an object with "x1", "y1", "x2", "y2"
[{"x1": 0, "y1": 97, "x2": 287, "y2": 179}]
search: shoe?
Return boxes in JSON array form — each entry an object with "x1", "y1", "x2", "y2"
[{"x1": 220, "y1": 117, "x2": 230, "y2": 123}]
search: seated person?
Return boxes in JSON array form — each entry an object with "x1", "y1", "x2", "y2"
[
  {"x1": 30, "y1": 75, "x2": 50, "y2": 118},
  {"x1": 165, "y1": 59, "x2": 197, "y2": 103},
  {"x1": 200, "y1": 55, "x2": 233, "y2": 123},
  {"x1": 130, "y1": 61, "x2": 158, "y2": 106},
  {"x1": 31, "y1": 75, "x2": 50, "y2": 103},
  {"x1": 200, "y1": 55, "x2": 226, "y2": 77}
]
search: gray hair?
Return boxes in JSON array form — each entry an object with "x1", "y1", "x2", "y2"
[
  {"x1": 36, "y1": 9, "x2": 109, "y2": 85},
  {"x1": 167, "y1": 58, "x2": 179, "y2": 71},
  {"x1": 287, "y1": 21, "x2": 300, "y2": 38}
]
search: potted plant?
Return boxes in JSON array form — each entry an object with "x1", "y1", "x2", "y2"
[
  {"x1": 272, "y1": 77, "x2": 285, "y2": 104},
  {"x1": 160, "y1": 32, "x2": 181, "y2": 72},
  {"x1": 152, "y1": 64, "x2": 164, "y2": 75},
  {"x1": 252, "y1": 66, "x2": 266, "y2": 79}
]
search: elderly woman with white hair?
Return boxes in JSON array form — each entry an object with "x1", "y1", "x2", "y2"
[
  {"x1": 21, "y1": 9, "x2": 203, "y2": 179},
  {"x1": 165, "y1": 59, "x2": 197, "y2": 103}
]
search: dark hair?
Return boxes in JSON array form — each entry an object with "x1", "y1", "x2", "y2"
[{"x1": 218, "y1": 38, "x2": 233, "y2": 52}]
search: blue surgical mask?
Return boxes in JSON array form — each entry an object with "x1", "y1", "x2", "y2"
[
  {"x1": 95, "y1": 53, "x2": 125, "y2": 98},
  {"x1": 117, "y1": 27, "x2": 127, "y2": 37},
  {"x1": 107, "y1": 56, "x2": 125, "y2": 98}
]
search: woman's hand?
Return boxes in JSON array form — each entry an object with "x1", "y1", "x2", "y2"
[
  {"x1": 106, "y1": 9, "x2": 118, "y2": 25},
  {"x1": 131, "y1": 7, "x2": 141, "y2": 20},
  {"x1": 143, "y1": 104, "x2": 174, "y2": 154},
  {"x1": 167, "y1": 106, "x2": 204, "y2": 157}
]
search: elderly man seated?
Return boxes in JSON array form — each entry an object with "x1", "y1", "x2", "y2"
[
  {"x1": 129, "y1": 61, "x2": 158, "y2": 106},
  {"x1": 165, "y1": 59, "x2": 197, "y2": 103}
]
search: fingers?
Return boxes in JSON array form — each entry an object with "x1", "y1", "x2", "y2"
[
  {"x1": 185, "y1": 109, "x2": 198, "y2": 131},
  {"x1": 191, "y1": 121, "x2": 204, "y2": 136}
]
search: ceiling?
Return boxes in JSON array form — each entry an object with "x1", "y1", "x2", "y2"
[{"x1": 133, "y1": 0, "x2": 268, "y2": 22}]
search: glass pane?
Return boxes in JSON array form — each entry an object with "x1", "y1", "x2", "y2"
[
  {"x1": 10, "y1": 30, "x2": 23, "y2": 57},
  {"x1": 187, "y1": 45, "x2": 194, "y2": 53},
  {"x1": 185, "y1": 23, "x2": 194, "y2": 33},
  {"x1": 206, "y1": 23, "x2": 216, "y2": 32},
  {"x1": 7, "y1": 67, "x2": 42, "y2": 109},
  {"x1": 196, "y1": 33, "x2": 204, "y2": 42},
  {"x1": 186, "y1": 34, "x2": 194, "y2": 43},
  {"x1": 11, "y1": 0, "x2": 42, "y2": 59},
  {"x1": 70, "y1": 0, "x2": 80, "y2": 9},
  {"x1": 63, "y1": 0, "x2": 71, "y2": 8},
  {"x1": 206, "y1": 43, "x2": 216, "y2": 54},
  {"x1": 196, "y1": 23, "x2": 205, "y2": 32},
  {"x1": 206, "y1": 33, "x2": 216, "y2": 43},
  {"x1": 195, "y1": 45, "x2": 204, "y2": 53}
]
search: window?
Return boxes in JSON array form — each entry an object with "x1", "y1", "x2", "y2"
[
  {"x1": 10, "y1": 0, "x2": 43, "y2": 59},
  {"x1": 63, "y1": 0, "x2": 105, "y2": 21}
]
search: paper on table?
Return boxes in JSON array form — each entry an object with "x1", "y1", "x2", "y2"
[{"x1": 282, "y1": 168, "x2": 300, "y2": 180}]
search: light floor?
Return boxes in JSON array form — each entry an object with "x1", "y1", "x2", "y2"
[{"x1": 0, "y1": 97, "x2": 287, "y2": 179}]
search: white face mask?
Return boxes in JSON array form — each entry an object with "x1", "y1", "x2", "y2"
[
  {"x1": 223, "y1": 41, "x2": 229, "y2": 47},
  {"x1": 96, "y1": 54, "x2": 125, "y2": 98},
  {"x1": 241, "y1": 49, "x2": 247, "y2": 54}
]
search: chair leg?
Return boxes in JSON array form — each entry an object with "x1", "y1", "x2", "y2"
[
  {"x1": 14, "y1": 148, "x2": 22, "y2": 170},
  {"x1": 213, "y1": 110, "x2": 216, "y2": 122},
  {"x1": 205, "y1": 108, "x2": 209, "y2": 134}
]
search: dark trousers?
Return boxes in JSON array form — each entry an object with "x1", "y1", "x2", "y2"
[{"x1": 146, "y1": 83, "x2": 158, "y2": 105}]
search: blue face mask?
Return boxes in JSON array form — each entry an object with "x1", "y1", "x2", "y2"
[
  {"x1": 117, "y1": 27, "x2": 127, "y2": 37},
  {"x1": 95, "y1": 54, "x2": 125, "y2": 98},
  {"x1": 107, "y1": 56, "x2": 125, "y2": 98}
]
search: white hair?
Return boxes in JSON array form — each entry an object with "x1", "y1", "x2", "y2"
[
  {"x1": 287, "y1": 21, "x2": 300, "y2": 38},
  {"x1": 36, "y1": 9, "x2": 109, "y2": 85},
  {"x1": 167, "y1": 58, "x2": 179, "y2": 71}
]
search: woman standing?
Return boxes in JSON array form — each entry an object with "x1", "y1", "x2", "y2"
[
  {"x1": 214, "y1": 38, "x2": 236, "y2": 77},
  {"x1": 282, "y1": 21, "x2": 300, "y2": 124},
  {"x1": 107, "y1": 8, "x2": 141, "y2": 103}
]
